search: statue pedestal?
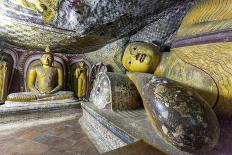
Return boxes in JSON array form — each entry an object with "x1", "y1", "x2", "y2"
[
  {"x1": 80, "y1": 102, "x2": 232, "y2": 155},
  {"x1": 4, "y1": 98, "x2": 77, "y2": 107},
  {"x1": 0, "y1": 101, "x2": 81, "y2": 131}
]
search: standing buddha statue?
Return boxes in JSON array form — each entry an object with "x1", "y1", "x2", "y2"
[
  {"x1": 75, "y1": 61, "x2": 88, "y2": 100},
  {"x1": 0, "y1": 57, "x2": 9, "y2": 103}
]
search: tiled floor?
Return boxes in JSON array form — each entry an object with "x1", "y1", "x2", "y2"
[{"x1": 0, "y1": 118, "x2": 99, "y2": 155}]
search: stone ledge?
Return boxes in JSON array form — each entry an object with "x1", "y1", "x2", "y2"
[
  {"x1": 0, "y1": 101, "x2": 82, "y2": 131},
  {"x1": 80, "y1": 102, "x2": 232, "y2": 155},
  {"x1": 0, "y1": 100, "x2": 80, "y2": 115}
]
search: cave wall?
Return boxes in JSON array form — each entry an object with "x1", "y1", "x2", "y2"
[
  {"x1": 0, "y1": 0, "x2": 201, "y2": 94},
  {"x1": 0, "y1": 0, "x2": 200, "y2": 52}
]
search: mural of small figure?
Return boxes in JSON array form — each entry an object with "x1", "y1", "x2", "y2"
[{"x1": 75, "y1": 61, "x2": 88, "y2": 100}]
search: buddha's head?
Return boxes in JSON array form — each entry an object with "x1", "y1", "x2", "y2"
[
  {"x1": 40, "y1": 46, "x2": 54, "y2": 66},
  {"x1": 40, "y1": 53, "x2": 54, "y2": 67},
  {"x1": 122, "y1": 42, "x2": 161, "y2": 73},
  {"x1": 79, "y1": 61, "x2": 85, "y2": 68}
]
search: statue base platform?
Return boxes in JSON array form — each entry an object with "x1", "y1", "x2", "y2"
[
  {"x1": 4, "y1": 98, "x2": 77, "y2": 107},
  {"x1": 0, "y1": 100, "x2": 81, "y2": 131},
  {"x1": 80, "y1": 102, "x2": 232, "y2": 155}
]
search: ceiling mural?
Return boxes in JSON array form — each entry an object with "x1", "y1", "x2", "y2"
[{"x1": 0, "y1": 0, "x2": 195, "y2": 53}]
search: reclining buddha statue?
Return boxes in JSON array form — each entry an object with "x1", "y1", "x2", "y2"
[
  {"x1": 7, "y1": 47, "x2": 74, "y2": 103},
  {"x1": 123, "y1": 0, "x2": 232, "y2": 119},
  {"x1": 122, "y1": 42, "x2": 220, "y2": 153},
  {"x1": 118, "y1": 0, "x2": 232, "y2": 151}
]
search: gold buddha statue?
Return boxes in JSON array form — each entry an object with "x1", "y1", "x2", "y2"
[
  {"x1": 75, "y1": 61, "x2": 88, "y2": 99},
  {"x1": 7, "y1": 47, "x2": 74, "y2": 102},
  {"x1": 0, "y1": 59, "x2": 9, "y2": 102},
  {"x1": 121, "y1": 0, "x2": 230, "y2": 151},
  {"x1": 122, "y1": 42, "x2": 219, "y2": 113},
  {"x1": 28, "y1": 47, "x2": 63, "y2": 94},
  {"x1": 123, "y1": 0, "x2": 232, "y2": 119},
  {"x1": 122, "y1": 42, "x2": 161, "y2": 74},
  {"x1": 122, "y1": 42, "x2": 221, "y2": 152}
]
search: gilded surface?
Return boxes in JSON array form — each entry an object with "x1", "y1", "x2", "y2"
[
  {"x1": 122, "y1": 42, "x2": 160, "y2": 73},
  {"x1": 7, "y1": 91, "x2": 74, "y2": 102},
  {"x1": 122, "y1": 41, "x2": 232, "y2": 118},
  {"x1": 7, "y1": 49, "x2": 74, "y2": 102},
  {"x1": 27, "y1": 53, "x2": 63, "y2": 94},
  {"x1": 176, "y1": 0, "x2": 232, "y2": 40},
  {"x1": 171, "y1": 42, "x2": 232, "y2": 118},
  {"x1": 163, "y1": 51, "x2": 218, "y2": 107},
  {"x1": 128, "y1": 72, "x2": 219, "y2": 152},
  {"x1": 0, "y1": 61, "x2": 8, "y2": 101},
  {"x1": 75, "y1": 61, "x2": 88, "y2": 98}
]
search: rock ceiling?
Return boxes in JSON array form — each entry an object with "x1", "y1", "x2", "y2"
[{"x1": 0, "y1": 0, "x2": 197, "y2": 53}]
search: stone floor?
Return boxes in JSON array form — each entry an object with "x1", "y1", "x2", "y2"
[{"x1": 0, "y1": 117, "x2": 99, "y2": 155}]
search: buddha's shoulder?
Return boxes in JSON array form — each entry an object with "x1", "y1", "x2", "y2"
[{"x1": 30, "y1": 65, "x2": 42, "y2": 70}]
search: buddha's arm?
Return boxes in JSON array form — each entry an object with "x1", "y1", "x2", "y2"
[
  {"x1": 75, "y1": 68, "x2": 80, "y2": 78},
  {"x1": 0, "y1": 63, "x2": 7, "y2": 100},
  {"x1": 27, "y1": 68, "x2": 39, "y2": 93},
  {"x1": 154, "y1": 52, "x2": 170, "y2": 77},
  {"x1": 2, "y1": 63, "x2": 9, "y2": 99},
  {"x1": 50, "y1": 68, "x2": 63, "y2": 93}
]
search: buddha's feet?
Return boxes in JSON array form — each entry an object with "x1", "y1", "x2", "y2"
[
  {"x1": 7, "y1": 91, "x2": 74, "y2": 102},
  {"x1": 128, "y1": 72, "x2": 220, "y2": 153}
]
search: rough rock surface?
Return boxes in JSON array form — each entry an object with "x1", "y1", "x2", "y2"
[
  {"x1": 84, "y1": 37, "x2": 129, "y2": 72},
  {"x1": 0, "y1": 0, "x2": 198, "y2": 53},
  {"x1": 129, "y1": 1, "x2": 201, "y2": 50}
]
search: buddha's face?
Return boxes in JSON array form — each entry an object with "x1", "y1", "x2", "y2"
[
  {"x1": 40, "y1": 54, "x2": 53, "y2": 66},
  {"x1": 79, "y1": 61, "x2": 85, "y2": 68},
  {"x1": 122, "y1": 42, "x2": 160, "y2": 73}
]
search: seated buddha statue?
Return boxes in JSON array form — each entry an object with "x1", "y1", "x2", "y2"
[{"x1": 7, "y1": 47, "x2": 74, "y2": 102}]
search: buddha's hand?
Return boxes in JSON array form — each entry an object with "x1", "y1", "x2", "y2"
[
  {"x1": 39, "y1": 91, "x2": 51, "y2": 94},
  {"x1": 0, "y1": 63, "x2": 7, "y2": 71}
]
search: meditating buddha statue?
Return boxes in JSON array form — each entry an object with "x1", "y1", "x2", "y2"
[
  {"x1": 7, "y1": 47, "x2": 74, "y2": 102},
  {"x1": 75, "y1": 61, "x2": 88, "y2": 99}
]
